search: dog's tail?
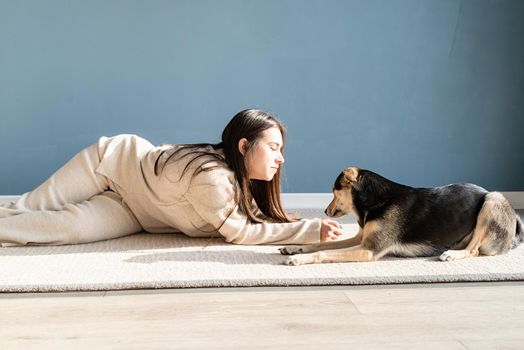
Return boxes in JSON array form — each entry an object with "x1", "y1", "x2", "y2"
[{"x1": 513, "y1": 214, "x2": 523, "y2": 248}]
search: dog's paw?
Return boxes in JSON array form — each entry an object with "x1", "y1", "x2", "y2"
[
  {"x1": 439, "y1": 250, "x2": 465, "y2": 262},
  {"x1": 439, "y1": 251, "x2": 453, "y2": 262},
  {"x1": 283, "y1": 256, "x2": 301, "y2": 266},
  {"x1": 279, "y1": 246, "x2": 304, "y2": 255}
]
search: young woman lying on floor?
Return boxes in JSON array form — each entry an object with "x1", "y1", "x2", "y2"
[{"x1": 0, "y1": 109, "x2": 342, "y2": 246}]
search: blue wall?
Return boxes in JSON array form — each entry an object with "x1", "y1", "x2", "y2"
[{"x1": 1, "y1": 0, "x2": 523, "y2": 194}]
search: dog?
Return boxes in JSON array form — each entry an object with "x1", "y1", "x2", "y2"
[{"x1": 280, "y1": 167, "x2": 523, "y2": 265}]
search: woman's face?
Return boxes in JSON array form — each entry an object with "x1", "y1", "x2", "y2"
[{"x1": 242, "y1": 127, "x2": 285, "y2": 181}]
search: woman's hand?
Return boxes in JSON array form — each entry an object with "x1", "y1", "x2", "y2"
[{"x1": 320, "y1": 218, "x2": 343, "y2": 242}]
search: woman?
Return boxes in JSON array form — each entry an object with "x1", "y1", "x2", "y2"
[{"x1": 0, "y1": 109, "x2": 343, "y2": 246}]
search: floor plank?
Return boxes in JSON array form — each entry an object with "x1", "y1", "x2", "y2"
[{"x1": 0, "y1": 282, "x2": 523, "y2": 349}]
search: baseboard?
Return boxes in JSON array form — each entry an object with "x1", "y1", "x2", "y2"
[
  {"x1": 282, "y1": 192, "x2": 524, "y2": 210},
  {"x1": 500, "y1": 192, "x2": 524, "y2": 210},
  {"x1": 1, "y1": 193, "x2": 523, "y2": 209},
  {"x1": 0, "y1": 196, "x2": 20, "y2": 205}
]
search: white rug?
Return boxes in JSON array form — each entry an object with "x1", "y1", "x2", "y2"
[{"x1": 1, "y1": 208, "x2": 523, "y2": 292}]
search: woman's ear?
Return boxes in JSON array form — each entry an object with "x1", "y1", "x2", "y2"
[{"x1": 238, "y1": 138, "x2": 248, "y2": 156}]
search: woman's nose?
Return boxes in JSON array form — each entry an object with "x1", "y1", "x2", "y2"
[{"x1": 277, "y1": 153, "x2": 285, "y2": 164}]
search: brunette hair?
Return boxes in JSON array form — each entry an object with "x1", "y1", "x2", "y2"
[{"x1": 155, "y1": 109, "x2": 295, "y2": 224}]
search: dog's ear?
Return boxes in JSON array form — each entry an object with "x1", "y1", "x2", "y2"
[{"x1": 343, "y1": 167, "x2": 359, "y2": 185}]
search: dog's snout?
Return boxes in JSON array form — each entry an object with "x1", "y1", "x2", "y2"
[
  {"x1": 325, "y1": 201, "x2": 338, "y2": 217},
  {"x1": 325, "y1": 207, "x2": 338, "y2": 217}
]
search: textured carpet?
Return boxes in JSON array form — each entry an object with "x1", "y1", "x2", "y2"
[{"x1": 1, "y1": 208, "x2": 523, "y2": 292}]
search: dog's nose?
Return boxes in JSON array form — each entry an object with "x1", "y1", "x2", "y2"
[{"x1": 324, "y1": 209, "x2": 329, "y2": 216}]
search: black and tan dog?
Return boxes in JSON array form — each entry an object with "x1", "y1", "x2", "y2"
[{"x1": 280, "y1": 167, "x2": 523, "y2": 265}]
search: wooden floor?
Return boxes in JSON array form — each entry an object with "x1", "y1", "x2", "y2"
[{"x1": 1, "y1": 282, "x2": 523, "y2": 349}]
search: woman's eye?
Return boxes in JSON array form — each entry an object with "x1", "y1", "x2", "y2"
[{"x1": 268, "y1": 143, "x2": 281, "y2": 152}]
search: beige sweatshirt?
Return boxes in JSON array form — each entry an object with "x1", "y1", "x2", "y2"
[{"x1": 96, "y1": 135, "x2": 322, "y2": 245}]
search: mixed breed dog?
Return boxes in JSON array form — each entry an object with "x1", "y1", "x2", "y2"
[{"x1": 280, "y1": 167, "x2": 523, "y2": 266}]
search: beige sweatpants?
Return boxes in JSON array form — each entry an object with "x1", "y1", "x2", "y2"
[{"x1": 0, "y1": 143, "x2": 143, "y2": 246}]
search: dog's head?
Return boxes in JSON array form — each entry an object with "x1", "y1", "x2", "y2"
[{"x1": 324, "y1": 167, "x2": 359, "y2": 218}]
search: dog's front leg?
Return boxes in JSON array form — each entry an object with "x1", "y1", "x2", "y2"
[
  {"x1": 283, "y1": 245, "x2": 374, "y2": 266},
  {"x1": 279, "y1": 230, "x2": 363, "y2": 256}
]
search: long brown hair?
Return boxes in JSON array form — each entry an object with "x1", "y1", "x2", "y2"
[{"x1": 155, "y1": 109, "x2": 295, "y2": 224}]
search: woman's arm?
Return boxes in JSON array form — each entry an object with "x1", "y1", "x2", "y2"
[{"x1": 184, "y1": 168, "x2": 322, "y2": 245}]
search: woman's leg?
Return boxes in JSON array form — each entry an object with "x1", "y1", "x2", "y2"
[
  {"x1": 0, "y1": 191, "x2": 142, "y2": 246},
  {"x1": 0, "y1": 142, "x2": 109, "y2": 217}
]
